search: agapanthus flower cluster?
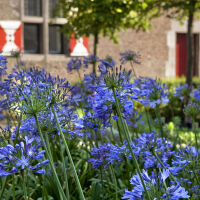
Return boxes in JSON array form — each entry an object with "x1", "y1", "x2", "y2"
[
  {"x1": 172, "y1": 146, "x2": 199, "y2": 177},
  {"x1": 119, "y1": 50, "x2": 141, "y2": 65},
  {"x1": 68, "y1": 110, "x2": 110, "y2": 138},
  {"x1": 69, "y1": 82, "x2": 92, "y2": 108},
  {"x1": 88, "y1": 131, "x2": 199, "y2": 186},
  {"x1": 122, "y1": 169, "x2": 190, "y2": 200},
  {"x1": 83, "y1": 54, "x2": 99, "y2": 68},
  {"x1": 91, "y1": 86, "x2": 114, "y2": 124},
  {"x1": 86, "y1": 61, "x2": 139, "y2": 125},
  {"x1": 88, "y1": 142, "x2": 125, "y2": 168},
  {"x1": 67, "y1": 58, "x2": 82, "y2": 72},
  {"x1": 0, "y1": 54, "x2": 7, "y2": 77},
  {"x1": 88, "y1": 132, "x2": 174, "y2": 170},
  {"x1": 0, "y1": 55, "x2": 8, "y2": 120},
  {"x1": 0, "y1": 136, "x2": 49, "y2": 176},
  {"x1": 17, "y1": 105, "x2": 76, "y2": 141},
  {"x1": 99, "y1": 63, "x2": 132, "y2": 90},
  {"x1": 191, "y1": 86, "x2": 200, "y2": 102},
  {"x1": 132, "y1": 77, "x2": 169, "y2": 108},
  {"x1": 133, "y1": 132, "x2": 174, "y2": 169},
  {"x1": 174, "y1": 84, "x2": 192, "y2": 101},
  {"x1": 183, "y1": 102, "x2": 200, "y2": 119},
  {"x1": 0, "y1": 67, "x2": 71, "y2": 116}
]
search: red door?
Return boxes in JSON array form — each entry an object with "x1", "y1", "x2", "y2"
[{"x1": 176, "y1": 33, "x2": 199, "y2": 76}]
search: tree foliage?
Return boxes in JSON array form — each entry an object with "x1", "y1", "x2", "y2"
[
  {"x1": 149, "y1": 0, "x2": 200, "y2": 86},
  {"x1": 56, "y1": 0, "x2": 159, "y2": 73},
  {"x1": 57, "y1": 0, "x2": 158, "y2": 41}
]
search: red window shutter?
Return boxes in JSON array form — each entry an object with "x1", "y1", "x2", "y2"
[
  {"x1": 0, "y1": 25, "x2": 7, "y2": 51},
  {"x1": 14, "y1": 24, "x2": 22, "y2": 51},
  {"x1": 0, "y1": 21, "x2": 22, "y2": 55},
  {"x1": 69, "y1": 35, "x2": 77, "y2": 55}
]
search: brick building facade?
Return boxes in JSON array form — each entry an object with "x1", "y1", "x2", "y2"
[{"x1": 0, "y1": 0, "x2": 200, "y2": 80}]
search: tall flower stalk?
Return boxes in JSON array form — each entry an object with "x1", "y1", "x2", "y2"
[
  {"x1": 12, "y1": 175, "x2": 15, "y2": 200},
  {"x1": 23, "y1": 169, "x2": 28, "y2": 200},
  {"x1": 155, "y1": 105, "x2": 164, "y2": 138},
  {"x1": 112, "y1": 87, "x2": 151, "y2": 200},
  {"x1": 34, "y1": 114, "x2": 68, "y2": 200},
  {"x1": 51, "y1": 106, "x2": 85, "y2": 200}
]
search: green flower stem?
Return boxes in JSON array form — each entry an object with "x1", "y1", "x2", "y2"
[
  {"x1": 60, "y1": 149, "x2": 70, "y2": 200},
  {"x1": 12, "y1": 175, "x2": 15, "y2": 200},
  {"x1": 155, "y1": 105, "x2": 164, "y2": 138},
  {"x1": 192, "y1": 118, "x2": 199, "y2": 156},
  {"x1": 116, "y1": 118, "x2": 123, "y2": 142},
  {"x1": 92, "y1": 130, "x2": 99, "y2": 147},
  {"x1": 193, "y1": 169, "x2": 200, "y2": 185},
  {"x1": 100, "y1": 167, "x2": 104, "y2": 198},
  {"x1": 97, "y1": 128, "x2": 103, "y2": 144},
  {"x1": 0, "y1": 177, "x2": 7, "y2": 199},
  {"x1": 153, "y1": 151, "x2": 178, "y2": 184},
  {"x1": 112, "y1": 88, "x2": 151, "y2": 200},
  {"x1": 51, "y1": 106, "x2": 85, "y2": 200},
  {"x1": 23, "y1": 169, "x2": 28, "y2": 200},
  {"x1": 14, "y1": 113, "x2": 23, "y2": 143},
  {"x1": 191, "y1": 119, "x2": 200, "y2": 185},
  {"x1": 45, "y1": 130, "x2": 66, "y2": 200},
  {"x1": 145, "y1": 108, "x2": 152, "y2": 132},
  {"x1": 109, "y1": 166, "x2": 118, "y2": 200},
  {"x1": 34, "y1": 114, "x2": 67, "y2": 200},
  {"x1": 77, "y1": 70, "x2": 82, "y2": 82},
  {"x1": 44, "y1": 131, "x2": 53, "y2": 160},
  {"x1": 110, "y1": 126, "x2": 115, "y2": 141},
  {"x1": 130, "y1": 61, "x2": 137, "y2": 77}
]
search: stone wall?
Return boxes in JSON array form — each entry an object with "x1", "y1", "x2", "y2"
[{"x1": 0, "y1": 0, "x2": 20, "y2": 20}]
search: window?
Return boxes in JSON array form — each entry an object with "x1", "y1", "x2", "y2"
[
  {"x1": 24, "y1": 0, "x2": 42, "y2": 16},
  {"x1": 22, "y1": 0, "x2": 69, "y2": 55},
  {"x1": 24, "y1": 24, "x2": 42, "y2": 53},
  {"x1": 49, "y1": 25, "x2": 63, "y2": 54},
  {"x1": 49, "y1": 0, "x2": 57, "y2": 17},
  {"x1": 49, "y1": 0, "x2": 63, "y2": 17}
]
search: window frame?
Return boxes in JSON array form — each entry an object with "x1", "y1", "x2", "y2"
[
  {"x1": 24, "y1": 0, "x2": 42, "y2": 17},
  {"x1": 48, "y1": 25, "x2": 64, "y2": 54},
  {"x1": 23, "y1": 23, "x2": 43, "y2": 54},
  {"x1": 21, "y1": 0, "x2": 68, "y2": 57}
]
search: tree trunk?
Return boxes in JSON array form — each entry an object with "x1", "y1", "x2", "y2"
[
  {"x1": 93, "y1": 32, "x2": 98, "y2": 75},
  {"x1": 186, "y1": 7, "x2": 194, "y2": 86}
]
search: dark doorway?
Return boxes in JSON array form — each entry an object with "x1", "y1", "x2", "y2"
[{"x1": 176, "y1": 33, "x2": 199, "y2": 77}]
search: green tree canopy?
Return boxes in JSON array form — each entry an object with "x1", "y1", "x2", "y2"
[
  {"x1": 56, "y1": 0, "x2": 159, "y2": 73},
  {"x1": 149, "y1": 0, "x2": 200, "y2": 86}
]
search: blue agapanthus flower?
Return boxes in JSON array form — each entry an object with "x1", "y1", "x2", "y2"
[
  {"x1": 122, "y1": 169, "x2": 189, "y2": 200},
  {"x1": 119, "y1": 50, "x2": 141, "y2": 65},
  {"x1": 67, "y1": 58, "x2": 82, "y2": 72},
  {"x1": 131, "y1": 132, "x2": 174, "y2": 169},
  {"x1": 88, "y1": 132, "x2": 174, "y2": 170},
  {"x1": 0, "y1": 136, "x2": 49, "y2": 176},
  {"x1": 174, "y1": 84, "x2": 192, "y2": 101},
  {"x1": 88, "y1": 142, "x2": 125, "y2": 168},
  {"x1": 132, "y1": 77, "x2": 169, "y2": 108},
  {"x1": 164, "y1": 184, "x2": 190, "y2": 200},
  {"x1": 183, "y1": 102, "x2": 200, "y2": 119},
  {"x1": 0, "y1": 55, "x2": 7, "y2": 76},
  {"x1": 191, "y1": 87, "x2": 200, "y2": 102},
  {"x1": 0, "y1": 66, "x2": 71, "y2": 116},
  {"x1": 83, "y1": 55, "x2": 99, "y2": 68}
]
